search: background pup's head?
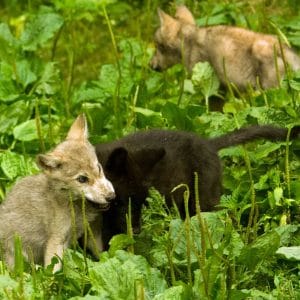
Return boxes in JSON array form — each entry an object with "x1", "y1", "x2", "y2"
[
  {"x1": 149, "y1": 6, "x2": 197, "y2": 71},
  {"x1": 36, "y1": 114, "x2": 115, "y2": 209},
  {"x1": 175, "y1": 5, "x2": 196, "y2": 25}
]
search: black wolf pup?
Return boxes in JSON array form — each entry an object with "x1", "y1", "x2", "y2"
[{"x1": 96, "y1": 125, "x2": 299, "y2": 245}]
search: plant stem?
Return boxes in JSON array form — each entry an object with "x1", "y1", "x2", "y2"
[
  {"x1": 35, "y1": 98, "x2": 45, "y2": 153},
  {"x1": 284, "y1": 126, "x2": 292, "y2": 199},
  {"x1": 126, "y1": 199, "x2": 134, "y2": 254},
  {"x1": 183, "y1": 188, "x2": 192, "y2": 285},
  {"x1": 101, "y1": 5, "x2": 122, "y2": 137},
  {"x1": 194, "y1": 172, "x2": 209, "y2": 297}
]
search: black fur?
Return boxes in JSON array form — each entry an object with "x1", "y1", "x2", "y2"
[{"x1": 95, "y1": 125, "x2": 299, "y2": 246}]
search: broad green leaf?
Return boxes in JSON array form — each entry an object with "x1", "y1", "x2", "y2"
[
  {"x1": 153, "y1": 286, "x2": 185, "y2": 300},
  {"x1": 72, "y1": 83, "x2": 106, "y2": 104},
  {"x1": 132, "y1": 107, "x2": 160, "y2": 117},
  {"x1": 108, "y1": 234, "x2": 135, "y2": 256},
  {"x1": 20, "y1": 11, "x2": 64, "y2": 51},
  {"x1": 89, "y1": 250, "x2": 167, "y2": 300},
  {"x1": 169, "y1": 213, "x2": 224, "y2": 261},
  {"x1": 191, "y1": 62, "x2": 220, "y2": 100},
  {"x1": 161, "y1": 102, "x2": 193, "y2": 130},
  {"x1": 253, "y1": 142, "x2": 283, "y2": 160},
  {"x1": 0, "y1": 151, "x2": 27, "y2": 180},
  {"x1": 0, "y1": 101, "x2": 31, "y2": 134},
  {"x1": 0, "y1": 274, "x2": 18, "y2": 297},
  {"x1": 276, "y1": 246, "x2": 300, "y2": 261},
  {"x1": 0, "y1": 23, "x2": 16, "y2": 46},
  {"x1": 13, "y1": 119, "x2": 38, "y2": 141},
  {"x1": 16, "y1": 60, "x2": 37, "y2": 89},
  {"x1": 238, "y1": 230, "x2": 280, "y2": 270},
  {"x1": 274, "y1": 187, "x2": 283, "y2": 205},
  {"x1": 0, "y1": 80, "x2": 19, "y2": 102},
  {"x1": 98, "y1": 63, "x2": 135, "y2": 98},
  {"x1": 0, "y1": 23, "x2": 18, "y2": 61},
  {"x1": 35, "y1": 62, "x2": 60, "y2": 95}
]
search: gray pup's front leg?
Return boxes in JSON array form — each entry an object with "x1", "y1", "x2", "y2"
[
  {"x1": 86, "y1": 215, "x2": 104, "y2": 258},
  {"x1": 44, "y1": 235, "x2": 67, "y2": 272}
]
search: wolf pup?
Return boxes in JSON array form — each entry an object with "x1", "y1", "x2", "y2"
[
  {"x1": 150, "y1": 6, "x2": 300, "y2": 89},
  {"x1": 96, "y1": 125, "x2": 300, "y2": 245},
  {"x1": 0, "y1": 114, "x2": 115, "y2": 272}
]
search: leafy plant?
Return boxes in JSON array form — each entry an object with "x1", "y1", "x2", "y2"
[{"x1": 0, "y1": 0, "x2": 299, "y2": 298}]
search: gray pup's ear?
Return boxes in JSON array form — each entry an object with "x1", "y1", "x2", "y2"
[
  {"x1": 175, "y1": 5, "x2": 196, "y2": 25},
  {"x1": 36, "y1": 154, "x2": 62, "y2": 172},
  {"x1": 66, "y1": 114, "x2": 88, "y2": 141}
]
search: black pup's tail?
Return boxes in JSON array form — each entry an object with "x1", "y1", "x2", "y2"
[{"x1": 209, "y1": 125, "x2": 300, "y2": 151}]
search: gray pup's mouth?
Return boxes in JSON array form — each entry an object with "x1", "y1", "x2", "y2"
[
  {"x1": 85, "y1": 198, "x2": 110, "y2": 211},
  {"x1": 98, "y1": 202, "x2": 110, "y2": 211}
]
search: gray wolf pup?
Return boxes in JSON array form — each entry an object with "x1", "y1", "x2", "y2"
[
  {"x1": 0, "y1": 114, "x2": 115, "y2": 272},
  {"x1": 96, "y1": 125, "x2": 300, "y2": 246},
  {"x1": 150, "y1": 6, "x2": 300, "y2": 89}
]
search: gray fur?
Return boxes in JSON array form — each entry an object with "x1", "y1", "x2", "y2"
[
  {"x1": 0, "y1": 115, "x2": 115, "y2": 271},
  {"x1": 150, "y1": 6, "x2": 300, "y2": 89}
]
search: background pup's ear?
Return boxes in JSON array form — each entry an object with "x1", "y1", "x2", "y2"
[
  {"x1": 175, "y1": 5, "x2": 196, "y2": 25},
  {"x1": 157, "y1": 8, "x2": 180, "y2": 36},
  {"x1": 36, "y1": 154, "x2": 62, "y2": 172},
  {"x1": 66, "y1": 114, "x2": 88, "y2": 141},
  {"x1": 106, "y1": 147, "x2": 129, "y2": 175}
]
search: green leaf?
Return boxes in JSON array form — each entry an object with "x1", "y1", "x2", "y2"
[
  {"x1": 0, "y1": 23, "x2": 18, "y2": 61},
  {"x1": 191, "y1": 62, "x2": 220, "y2": 99},
  {"x1": 13, "y1": 119, "x2": 38, "y2": 141},
  {"x1": 0, "y1": 101, "x2": 31, "y2": 134},
  {"x1": 161, "y1": 102, "x2": 193, "y2": 130},
  {"x1": 89, "y1": 250, "x2": 167, "y2": 299},
  {"x1": 108, "y1": 234, "x2": 135, "y2": 256},
  {"x1": 238, "y1": 230, "x2": 280, "y2": 270},
  {"x1": 36, "y1": 62, "x2": 60, "y2": 95},
  {"x1": 153, "y1": 286, "x2": 185, "y2": 300},
  {"x1": 253, "y1": 142, "x2": 283, "y2": 160},
  {"x1": 0, "y1": 80, "x2": 19, "y2": 102},
  {"x1": 0, "y1": 151, "x2": 28, "y2": 180},
  {"x1": 16, "y1": 60, "x2": 37, "y2": 89},
  {"x1": 0, "y1": 275, "x2": 18, "y2": 297},
  {"x1": 20, "y1": 11, "x2": 64, "y2": 51},
  {"x1": 276, "y1": 246, "x2": 300, "y2": 261},
  {"x1": 133, "y1": 107, "x2": 161, "y2": 118}
]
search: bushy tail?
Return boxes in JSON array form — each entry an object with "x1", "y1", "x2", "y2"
[{"x1": 209, "y1": 125, "x2": 300, "y2": 151}]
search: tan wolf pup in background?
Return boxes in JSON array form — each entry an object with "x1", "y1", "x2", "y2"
[
  {"x1": 0, "y1": 114, "x2": 115, "y2": 272},
  {"x1": 150, "y1": 6, "x2": 300, "y2": 90}
]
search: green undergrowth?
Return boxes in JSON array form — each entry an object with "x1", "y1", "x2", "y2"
[{"x1": 0, "y1": 0, "x2": 299, "y2": 299}]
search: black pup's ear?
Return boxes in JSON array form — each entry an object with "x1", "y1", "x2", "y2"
[
  {"x1": 106, "y1": 147, "x2": 128, "y2": 175},
  {"x1": 290, "y1": 125, "x2": 300, "y2": 139},
  {"x1": 131, "y1": 147, "x2": 166, "y2": 173}
]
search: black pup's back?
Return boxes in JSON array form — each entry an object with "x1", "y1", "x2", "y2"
[{"x1": 95, "y1": 125, "x2": 299, "y2": 245}]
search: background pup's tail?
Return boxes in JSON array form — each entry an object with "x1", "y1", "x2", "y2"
[{"x1": 209, "y1": 125, "x2": 300, "y2": 151}]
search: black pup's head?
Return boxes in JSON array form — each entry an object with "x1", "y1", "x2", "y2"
[{"x1": 96, "y1": 144, "x2": 166, "y2": 237}]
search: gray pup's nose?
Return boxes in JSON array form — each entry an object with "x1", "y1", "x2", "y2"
[{"x1": 106, "y1": 191, "x2": 116, "y2": 202}]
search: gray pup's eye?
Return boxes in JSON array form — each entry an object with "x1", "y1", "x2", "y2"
[{"x1": 76, "y1": 175, "x2": 89, "y2": 183}]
